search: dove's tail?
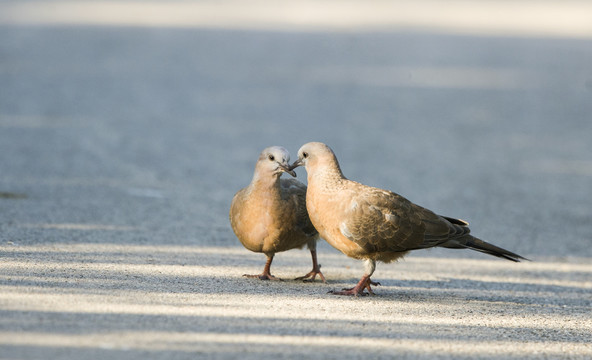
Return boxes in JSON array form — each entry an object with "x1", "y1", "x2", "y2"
[{"x1": 461, "y1": 236, "x2": 528, "y2": 262}]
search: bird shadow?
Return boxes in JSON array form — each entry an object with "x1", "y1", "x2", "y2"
[{"x1": 322, "y1": 276, "x2": 591, "y2": 310}]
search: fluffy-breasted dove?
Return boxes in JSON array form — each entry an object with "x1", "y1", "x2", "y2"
[
  {"x1": 291, "y1": 142, "x2": 526, "y2": 296},
  {"x1": 230, "y1": 146, "x2": 325, "y2": 282}
]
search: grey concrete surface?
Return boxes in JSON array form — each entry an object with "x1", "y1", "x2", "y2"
[{"x1": 1, "y1": 1, "x2": 591, "y2": 359}]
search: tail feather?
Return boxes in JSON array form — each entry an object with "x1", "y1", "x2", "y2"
[{"x1": 463, "y1": 236, "x2": 528, "y2": 262}]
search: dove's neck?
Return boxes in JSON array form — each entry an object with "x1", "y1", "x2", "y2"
[
  {"x1": 250, "y1": 171, "x2": 281, "y2": 193},
  {"x1": 307, "y1": 161, "x2": 346, "y2": 189}
]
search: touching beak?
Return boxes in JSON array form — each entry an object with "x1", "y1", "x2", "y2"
[
  {"x1": 279, "y1": 163, "x2": 297, "y2": 177},
  {"x1": 290, "y1": 158, "x2": 304, "y2": 169}
]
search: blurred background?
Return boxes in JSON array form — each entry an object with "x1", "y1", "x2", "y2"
[{"x1": 1, "y1": 0, "x2": 591, "y2": 258}]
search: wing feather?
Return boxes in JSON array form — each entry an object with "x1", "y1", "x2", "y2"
[
  {"x1": 341, "y1": 185, "x2": 468, "y2": 252},
  {"x1": 280, "y1": 178, "x2": 317, "y2": 237}
]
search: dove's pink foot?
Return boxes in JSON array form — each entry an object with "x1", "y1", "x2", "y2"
[
  {"x1": 329, "y1": 275, "x2": 380, "y2": 296},
  {"x1": 295, "y1": 265, "x2": 326, "y2": 283},
  {"x1": 295, "y1": 249, "x2": 326, "y2": 283},
  {"x1": 243, "y1": 255, "x2": 281, "y2": 281},
  {"x1": 243, "y1": 272, "x2": 281, "y2": 281}
]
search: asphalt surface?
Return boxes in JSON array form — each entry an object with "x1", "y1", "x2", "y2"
[{"x1": 1, "y1": 1, "x2": 591, "y2": 359}]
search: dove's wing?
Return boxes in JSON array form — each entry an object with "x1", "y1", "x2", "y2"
[
  {"x1": 339, "y1": 183, "x2": 469, "y2": 253},
  {"x1": 280, "y1": 178, "x2": 317, "y2": 237}
]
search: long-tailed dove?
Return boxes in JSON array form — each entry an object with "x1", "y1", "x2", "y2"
[
  {"x1": 291, "y1": 142, "x2": 526, "y2": 296},
  {"x1": 230, "y1": 146, "x2": 325, "y2": 282}
]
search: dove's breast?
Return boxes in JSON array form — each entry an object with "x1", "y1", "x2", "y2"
[
  {"x1": 230, "y1": 185, "x2": 312, "y2": 255},
  {"x1": 306, "y1": 179, "x2": 369, "y2": 259}
]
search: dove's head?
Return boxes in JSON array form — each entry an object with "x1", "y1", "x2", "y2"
[
  {"x1": 291, "y1": 142, "x2": 343, "y2": 178},
  {"x1": 255, "y1": 146, "x2": 296, "y2": 178}
]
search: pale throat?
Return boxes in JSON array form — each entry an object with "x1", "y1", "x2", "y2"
[
  {"x1": 307, "y1": 164, "x2": 346, "y2": 194},
  {"x1": 250, "y1": 170, "x2": 282, "y2": 191}
]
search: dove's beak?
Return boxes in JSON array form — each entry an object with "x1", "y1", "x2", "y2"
[
  {"x1": 290, "y1": 159, "x2": 304, "y2": 169},
  {"x1": 279, "y1": 163, "x2": 297, "y2": 177}
]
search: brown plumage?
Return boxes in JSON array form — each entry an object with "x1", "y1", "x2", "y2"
[
  {"x1": 229, "y1": 146, "x2": 325, "y2": 282},
  {"x1": 291, "y1": 142, "x2": 526, "y2": 296}
]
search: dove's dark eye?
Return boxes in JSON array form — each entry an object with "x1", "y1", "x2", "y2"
[
  {"x1": 268, "y1": 155, "x2": 275, "y2": 161},
  {"x1": 302, "y1": 152, "x2": 309, "y2": 158}
]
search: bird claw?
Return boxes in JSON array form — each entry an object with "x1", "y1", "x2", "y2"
[
  {"x1": 243, "y1": 273, "x2": 282, "y2": 281},
  {"x1": 294, "y1": 264, "x2": 326, "y2": 283},
  {"x1": 328, "y1": 276, "x2": 380, "y2": 296},
  {"x1": 328, "y1": 288, "x2": 370, "y2": 296}
]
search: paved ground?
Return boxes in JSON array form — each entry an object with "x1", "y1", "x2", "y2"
[{"x1": 1, "y1": 1, "x2": 591, "y2": 359}]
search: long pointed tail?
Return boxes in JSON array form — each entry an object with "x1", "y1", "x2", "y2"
[{"x1": 462, "y1": 236, "x2": 528, "y2": 262}]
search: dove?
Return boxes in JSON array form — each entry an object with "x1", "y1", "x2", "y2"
[
  {"x1": 291, "y1": 142, "x2": 526, "y2": 296},
  {"x1": 229, "y1": 146, "x2": 325, "y2": 282}
]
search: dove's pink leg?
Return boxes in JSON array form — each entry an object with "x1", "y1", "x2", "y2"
[
  {"x1": 243, "y1": 255, "x2": 281, "y2": 281},
  {"x1": 294, "y1": 249, "x2": 326, "y2": 283},
  {"x1": 329, "y1": 275, "x2": 381, "y2": 296},
  {"x1": 330, "y1": 259, "x2": 379, "y2": 296}
]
